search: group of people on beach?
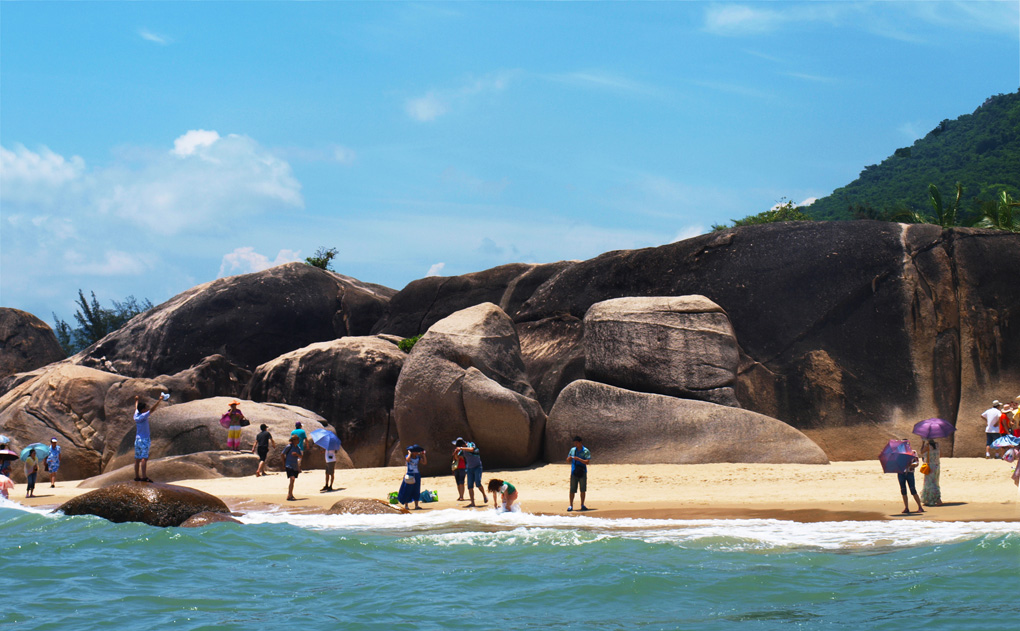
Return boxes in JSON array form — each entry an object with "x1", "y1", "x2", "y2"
[
  {"x1": 391, "y1": 434, "x2": 592, "y2": 513},
  {"x1": 894, "y1": 396, "x2": 1020, "y2": 514},
  {"x1": 0, "y1": 435, "x2": 60, "y2": 499}
]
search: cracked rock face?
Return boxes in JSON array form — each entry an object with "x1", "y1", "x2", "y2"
[
  {"x1": 0, "y1": 308, "x2": 64, "y2": 383},
  {"x1": 583, "y1": 296, "x2": 739, "y2": 406}
]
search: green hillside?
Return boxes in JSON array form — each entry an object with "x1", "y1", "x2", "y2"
[{"x1": 805, "y1": 90, "x2": 1020, "y2": 222}]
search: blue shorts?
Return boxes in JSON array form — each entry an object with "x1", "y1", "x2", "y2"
[
  {"x1": 897, "y1": 472, "x2": 917, "y2": 495},
  {"x1": 466, "y1": 466, "x2": 483, "y2": 488},
  {"x1": 134, "y1": 436, "x2": 151, "y2": 460}
]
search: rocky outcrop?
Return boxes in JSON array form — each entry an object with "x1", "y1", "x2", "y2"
[
  {"x1": 56, "y1": 481, "x2": 231, "y2": 527},
  {"x1": 79, "y1": 452, "x2": 261, "y2": 487},
  {"x1": 0, "y1": 308, "x2": 64, "y2": 381},
  {"x1": 583, "y1": 296, "x2": 739, "y2": 406},
  {"x1": 326, "y1": 498, "x2": 408, "y2": 515},
  {"x1": 246, "y1": 336, "x2": 405, "y2": 468},
  {"x1": 372, "y1": 262, "x2": 574, "y2": 338},
  {"x1": 393, "y1": 303, "x2": 546, "y2": 475},
  {"x1": 104, "y1": 397, "x2": 339, "y2": 473},
  {"x1": 180, "y1": 511, "x2": 243, "y2": 527},
  {"x1": 75, "y1": 263, "x2": 396, "y2": 377},
  {"x1": 545, "y1": 380, "x2": 828, "y2": 464},
  {"x1": 156, "y1": 354, "x2": 252, "y2": 403}
]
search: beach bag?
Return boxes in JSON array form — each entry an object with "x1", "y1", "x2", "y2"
[
  {"x1": 919, "y1": 462, "x2": 931, "y2": 475},
  {"x1": 388, "y1": 491, "x2": 399, "y2": 504},
  {"x1": 239, "y1": 418, "x2": 250, "y2": 427},
  {"x1": 403, "y1": 474, "x2": 416, "y2": 485},
  {"x1": 419, "y1": 490, "x2": 438, "y2": 503},
  {"x1": 451, "y1": 458, "x2": 458, "y2": 472}
]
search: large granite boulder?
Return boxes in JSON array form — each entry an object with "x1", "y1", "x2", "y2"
[
  {"x1": 246, "y1": 336, "x2": 405, "y2": 468},
  {"x1": 545, "y1": 380, "x2": 828, "y2": 464},
  {"x1": 393, "y1": 303, "x2": 546, "y2": 475},
  {"x1": 74, "y1": 263, "x2": 396, "y2": 377},
  {"x1": 0, "y1": 358, "x2": 256, "y2": 480},
  {"x1": 155, "y1": 354, "x2": 252, "y2": 403},
  {"x1": 56, "y1": 481, "x2": 231, "y2": 527},
  {"x1": 0, "y1": 308, "x2": 64, "y2": 382},
  {"x1": 78, "y1": 452, "x2": 261, "y2": 488},
  {"x1": 513, "y1": 222, "x2": 1020, "y2": 459},
  {"x1": 372, "y1": 262, "x2": 574, "y2": 338},
  {"x1": 583, "y1": 296, "x2": 739, "y2": 406},
  {"x1": 517, "y1": 314, "x2": 585, "y2": 412},
  {"x1": 180, "y1": 511, "x2": 243, "y2": 527},
  {"x1": 103, "y1": 397, "x2": 347, "y2": 473}
]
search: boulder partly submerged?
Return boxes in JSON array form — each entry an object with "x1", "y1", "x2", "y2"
[
  {"x1": 56, "y1": 481, "x2": 231, "y2": 527},
  {"x1": 545, "y1": 380, "x2": 828, "y2": 465},
  {"x1": 326, "y1": 498, "x2": 408, "y2": 515},
  {"x1": 179, "y1": 511, "x2": 243, "y2": 528}
]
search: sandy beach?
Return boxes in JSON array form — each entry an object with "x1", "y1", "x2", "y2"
[{"x1": 14, "y1": 458, "x2": 1019, "y2": 522}]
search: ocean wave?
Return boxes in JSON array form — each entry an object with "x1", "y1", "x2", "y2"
[{"x1": 237, "y1": 507, "x2": 1018, "y2": 551}]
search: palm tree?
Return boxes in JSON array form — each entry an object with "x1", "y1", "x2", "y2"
[{"x1": 976, "y1": 190, "x2": 1020, "y2": 232}]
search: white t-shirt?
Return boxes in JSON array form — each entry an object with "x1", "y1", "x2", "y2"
[
  {"x1": 325, "y1": 449, "x2": 337, "y2": 463},
  {"x1": 983, "y1": 408, "x2": 1002, "y2": 433}
]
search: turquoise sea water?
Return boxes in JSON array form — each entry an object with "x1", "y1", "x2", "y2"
[{"x1": 2, "y1": 499, "x2": 1016, "y2": 631}]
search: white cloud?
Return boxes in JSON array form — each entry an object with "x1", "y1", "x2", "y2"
[
  {"x1": 65, "y1": 249, "x2": 148, "y2": 276},
  {"x1": 218, "y1": 247, "x2": 303, "y2": 277},
  {"x1": 172, "y1": 129, "x2": 220, "y2": 156},
  {"x1": 1, "y1": 133, "x2": 303, "y2": 236},
  {"x1": 138, "y1": 28, "x2": 171, "y2": 45},
  {"x1": 405, "y1": 93, "x2": 449, "y2": 122},
  {"x1": 0, "y1": 144, "x2": 86, "y2": 204},
  {"x1": 405, "y1": 71, "x2": 517, "y2": 122},
  {"x1": 798, "y1": 197, "x2": 818, "y2": 207},
  {"x1": 670, "y1": 226, "x2": 706, "y2": 243},
  {"x1": 426, "y1": 262, "x2": 446, "y2": 277}
]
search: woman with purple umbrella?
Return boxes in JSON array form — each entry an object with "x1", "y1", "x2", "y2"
[
  {"x1": 920, "y1": 439, "x2": 942, "y2": 506},
  {"x1": 912, "y1": 418, "x2": 954, "y2": 508}
]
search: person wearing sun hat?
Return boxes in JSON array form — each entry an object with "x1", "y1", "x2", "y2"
[
  {"x1": 224, "y1": 400, "x2": 247, "y2": 452},
  {"x1": 45, "y1": 437, "x2": 61, "y2": 488}
]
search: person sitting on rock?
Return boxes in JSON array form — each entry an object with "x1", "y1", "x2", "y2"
[{"x1": 134, "y1": 394, "x2": 167, "y2": 483}]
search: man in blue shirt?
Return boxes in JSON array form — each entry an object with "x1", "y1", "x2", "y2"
[{"x1": 566, "y1": 436, "x2": 591, "y2": 512}]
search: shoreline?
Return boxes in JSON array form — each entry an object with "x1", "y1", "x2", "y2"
[{"x1": 12, "y1": 459, "x2": 1020, "y2": 523}]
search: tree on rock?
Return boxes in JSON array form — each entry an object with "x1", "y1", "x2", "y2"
[
  {"x1": 305, "y1": 246, "x2": 339, "y2": 271},
  {"x1": 53, "y1": 290, "x2": 152, "y2": 355}
]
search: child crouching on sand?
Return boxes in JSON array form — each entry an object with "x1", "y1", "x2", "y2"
[{"x1": 487, "y1": 478, "x2": 518, "y2": 512}]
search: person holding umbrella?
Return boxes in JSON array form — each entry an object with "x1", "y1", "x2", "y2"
[
  {"x1": 309, "y1": 428, "x2": 341, "y2": 492},
  {"x1": 0, "y1": 435, "x2": 14, "y2": 479},
  {"x1": 879, "y1": 439, "x2": 924, "y2": 515},
  {"x1": 23, "y1": 447, "x2": 39, "y2": 498},
  {"x1": 898, "y1": 443, "x2": 924, "y2": 515},
  {"x1": 912, "y1": 417, "x2": 954, "y2": 508}
]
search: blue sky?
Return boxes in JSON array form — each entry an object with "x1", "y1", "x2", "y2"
[{"x1": 2, "y1": 2, "x2": 1018, "y2": 324}]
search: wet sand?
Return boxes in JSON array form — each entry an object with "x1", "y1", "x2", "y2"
[{"x1": 16, "y1": 459, "x2": 1020, "y2": 522}]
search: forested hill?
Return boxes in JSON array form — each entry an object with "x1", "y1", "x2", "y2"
[{"x1": 805, "y1": 90, "x2": 1020, "y2": 221}]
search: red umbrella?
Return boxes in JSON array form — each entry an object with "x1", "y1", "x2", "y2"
[
  {"x1": 879, "y1": 439, "x2": 916, "y2": 473},
  {"x1": 912, "y1": 418, "x2": 956, "y2": 440}
]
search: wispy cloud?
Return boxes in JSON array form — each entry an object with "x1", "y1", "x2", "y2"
[
  {"x1": 782, "y1": 71, "x2": 837, "y2": 84},
  {"x1": 404, "y1": 71, "x2": 518, "y2": 122},
  {"x1": 426, "y1": 262, "x2": 446, "y2": 277},
  {"x1": 138, "y1": 28, "x2": 172, "y2": 45},
  {"x1": 704, "y1": 2, "x2": 1018, "y2": 40},
  {"x1": 545, "y1": 70, "x2": 660, "y2": 97}
]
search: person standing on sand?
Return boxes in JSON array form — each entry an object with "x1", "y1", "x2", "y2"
[
  {"x1": 566, "y1": 436, "x2": 591, "y2": 512},
  {"x1": 920, "y1": 439, "x2": 942, "y2": 506},
  {"x1": 282, "y1": 435, "x2": 302, "y2": 501},
  {"x1": 321, "y1": 446, "x2": 337, "y2": 492},
  {"x1": 897, "y1": 446, "x2": 925, "y2": 515},
  {"x1": 224, "y1": 401, "x2": 247, "y2": 451},
  {"x1": 24, "y1": 448, "x2": 39, "y2": 498},
  {"x1": 252, "y1": 424, "x2": 275, "y2": 477},
  {"x1": 452, "y1": 438, "x2": 468, "y2": 501},
  {"x1": 983, "y1": 400, "x2": 1004, "y2": 458},
  {"x1": 397, "y1": 445, "x2": 427, "y2": 510},
  {"x1": 290, "y1": 422, "x2": 307, "y2": 457},
  {"x1": 487, "y1": 478, "x2": 519, "y2": 512},
  {"x1": 45, "y1": 438, "x2": 60, "y2": 488},
  {"x1": 458, "y1": 440, "x2": 487, "y2": 506},
  {"x1": 134, "y1": 394, "x2": 167, "y2": 483}
]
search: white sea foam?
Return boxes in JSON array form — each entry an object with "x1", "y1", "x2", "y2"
[{"x1": 237, "y1": 506, "x2": 1018, "y2": 550}]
